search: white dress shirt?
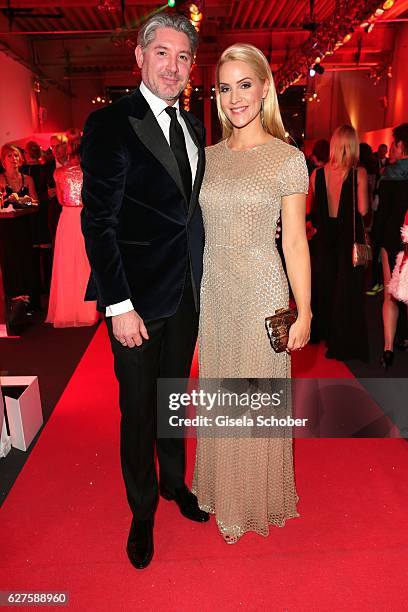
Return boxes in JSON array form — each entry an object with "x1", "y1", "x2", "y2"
[{"x1": 106, "y1": 82, "x2": 198, "y2": 317}]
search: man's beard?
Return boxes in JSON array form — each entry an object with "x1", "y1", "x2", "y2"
[{"x1": 154, "y1": 76, "x2": 185, "y2": 101}]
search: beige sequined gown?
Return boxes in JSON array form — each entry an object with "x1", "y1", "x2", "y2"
[{"x1": 193, "y1": 138, "x2": 309, "y2": 543}]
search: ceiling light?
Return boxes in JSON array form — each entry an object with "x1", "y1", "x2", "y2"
[{"x1": 382, "y1": 0, "x2": 394, "y2": 9}]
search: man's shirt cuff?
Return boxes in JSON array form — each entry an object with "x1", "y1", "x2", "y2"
[{"x1": 105, "y1": 299, "x2": 134, "y2": 317}]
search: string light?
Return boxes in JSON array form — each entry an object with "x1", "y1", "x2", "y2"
[
  {"x1": 189, "y1": 3, "x2": 203, "y2": 32},
  {"x1": 276, "y1": 0, "x2": 394, "y2": 93},
  {"x1": 369, "y1": 53, "x2": 393, "y2": 84},
  {"x1": 309, "y1": 63, "x2": 324, "y2": 77},
  {"x1": 111, "y1": 27, "x2": 136, "y2": 49},
  {"x1": 183, "y1": 2, "x2": 204, "y2": 110},
  {"x1": 91, "y1": 96, "x2": 112, "y2": 105},
  {"x1": 183, "y1": 81, "x2": 193, "y2": 111}
]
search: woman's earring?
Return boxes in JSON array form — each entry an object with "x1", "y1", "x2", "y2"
[{"x1": 260, "y1": 98, "x2": 265, "y2": 125}]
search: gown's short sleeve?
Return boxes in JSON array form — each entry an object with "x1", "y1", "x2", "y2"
[{"x1": 280, "y1": 149, "x2": 309, "y2": 197}]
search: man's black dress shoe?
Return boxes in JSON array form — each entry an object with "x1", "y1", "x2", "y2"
[
  {"x1": 126, "y1": 518, "x2": 154, "y2": 570},
  {"x1": 160, "y1": 484, "x2": 209, "y2": 522}
]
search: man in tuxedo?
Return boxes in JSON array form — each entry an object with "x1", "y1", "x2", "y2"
[
  {"x1": 373, "y1": 143, "x2": 389, "y2": 174},
  {"x1": 81, "y1": 13, "x2": 208, "y2": 570}
]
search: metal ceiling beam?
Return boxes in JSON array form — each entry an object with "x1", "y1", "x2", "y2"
[
  {"x1": 0, "y1": 28, "x2": 114, "y2": 34},
  {"x1": 231, "y1": 1, "x2": 245, "y2": 29},
  {"x1": 1, "y1": 21, "x2": 399, "y2": 36},
  {"x1": 258, "y1": 0, "x2": 281, "y2": 29},
  {"x1": 239, "y1": 0, "x2": 257, "y2": 29},
  {"x1": 249, "y1": 1, "x2": 269, "y2": 30},
  {"x1": 0, "y1": 0, "x2": 159, "y2": 6}
]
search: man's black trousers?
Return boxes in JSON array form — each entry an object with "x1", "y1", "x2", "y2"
[{"x1": 106, "y1": 273, "x2": 198, "y2": 521}]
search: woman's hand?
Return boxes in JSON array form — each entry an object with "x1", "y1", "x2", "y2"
[
  {"x1": 22, "y1": 194, "x2": 38, "y2": 204},
  {"x1": 305, "y1": 219, "x2": 317, "y2": 241},
  {"x1": 286, "y1": 314, "x2": 312, "y2": 352}
]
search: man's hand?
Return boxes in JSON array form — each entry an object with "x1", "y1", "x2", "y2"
[{"x1": 112, "y1": 310, "x2": 149, "y2": 348}]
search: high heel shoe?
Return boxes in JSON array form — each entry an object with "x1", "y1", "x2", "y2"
[{"x1": 380, "y1": 350, "x2": 394, "y2": 370}]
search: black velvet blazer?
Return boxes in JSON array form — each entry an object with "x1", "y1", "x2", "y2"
[{"x1": 80, "y1": 88, "x2": 205, "y2": 321}]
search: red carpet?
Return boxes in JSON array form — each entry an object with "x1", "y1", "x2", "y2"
[{"x1": 1, "y1": 326, "x2": 408, "y2": 611}]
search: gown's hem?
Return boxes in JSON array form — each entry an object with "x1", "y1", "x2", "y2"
[{"x1": 192, "y1": 488, "x2": 300, "y2": 544}]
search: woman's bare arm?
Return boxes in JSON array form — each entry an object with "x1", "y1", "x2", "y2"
[
  {"x1": 281, "y1": 192, "x2": 312, "y2": 350},
  {"x1": 357, "y1": 166, "x2": 369, "y2": 216}
]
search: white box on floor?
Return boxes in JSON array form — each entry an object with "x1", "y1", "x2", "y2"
[
  {"x1": 0, "y1": 386, "x2": 11, "y2": 458},
  {"x1": 0, "y1": 376, "x2": 43, "y2": 451}
]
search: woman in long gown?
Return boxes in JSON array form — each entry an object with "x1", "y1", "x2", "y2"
[
  {"x1": 46, "y1": 152, "x2": 98, "y2": 328},
  {"x1": 193, "y1": 44, "x2": 311, "y2": 543},
  {"x1": 308, "y1": 125, "x2": 369, "y2": 361}
]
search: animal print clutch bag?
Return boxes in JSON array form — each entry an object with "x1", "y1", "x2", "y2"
[{"x1": 265, "y1": 307, "x2": 298, "y2": 353}]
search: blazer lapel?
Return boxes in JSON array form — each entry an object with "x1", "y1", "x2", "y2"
[
  {"x1": 128, "y1": 97, "x2": 187, "y2": 202},
  {"x1": 181, "y1": 110, "x2": 205, "y2": 221}
]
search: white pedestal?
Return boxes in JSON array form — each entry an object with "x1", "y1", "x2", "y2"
[{"x1": 0, "y1": 376, "x2": 43, "y2": 451}]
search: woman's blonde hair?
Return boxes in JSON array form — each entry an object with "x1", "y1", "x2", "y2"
[
  {"x1": 329, "y1": 125, "x2": 359, "y2": 171},
  {"x1": 215, "y1": 43, "x2": 287, "y2": 142}
]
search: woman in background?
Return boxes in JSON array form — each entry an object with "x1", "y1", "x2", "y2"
[
  {"x1": 46, "y1": 139, "x2": 98, "y2": 327},
  {"x1": 0, "y1": 144, "x2": 38, "y2": 310},
  {"x1": 308, "y1": 125, "x2": 369, "y2": 360},
  {"x1": 0, "y1": 144, "x2": 38, "y2": 206}
]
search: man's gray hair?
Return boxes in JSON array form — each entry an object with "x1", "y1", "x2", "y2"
[{"x1": 137, "y1": 13, "x2": 199, "y2": 56}]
